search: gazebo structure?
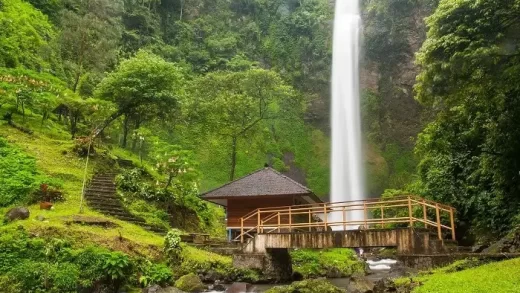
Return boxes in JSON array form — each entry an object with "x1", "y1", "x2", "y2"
[{"x1": 201, "y1": 167, "x2": 323, "y2": 240}]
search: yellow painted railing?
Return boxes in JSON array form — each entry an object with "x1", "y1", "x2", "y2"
[{"x1": 235, "y1": 195, "x2": 456, "y2": 243}]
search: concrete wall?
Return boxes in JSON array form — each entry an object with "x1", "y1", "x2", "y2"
[{"x1": 243, "y1": 228, "x2": 441, "y2": 254}]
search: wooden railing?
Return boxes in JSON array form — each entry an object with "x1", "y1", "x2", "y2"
[{"x1": 235, "y1": 195, "x2": 456, "y2": 243}]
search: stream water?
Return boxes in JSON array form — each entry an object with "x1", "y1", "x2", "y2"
[{"x1": 208, "y1": 258, "x2": 399, "y2": 292}]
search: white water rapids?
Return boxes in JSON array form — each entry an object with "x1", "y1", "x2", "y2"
[{"x1": 330, "y1": 0, "x2": 365, "y2": 228}]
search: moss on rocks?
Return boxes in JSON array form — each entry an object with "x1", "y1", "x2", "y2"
[
  {"x1": 174, "y1": 273, "x2": 204, "y2": 292},
  {"x1": 265, "y1": 279, "x2": 344, "y2": 293}
]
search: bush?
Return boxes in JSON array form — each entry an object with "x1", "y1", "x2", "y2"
[
  {"x1": 139, "y1": 262, "x2": 173, "y2": 287},
  {"x1": 0, "y1": 229, "x2": 137, "y2": 291},
  {"x1": 0, "y1": 137, "x2": 61, "y2": 207},
  {"x1": 291, "y1": 249, "x2": 364, "y2": 278},
  {"x1": 164, "y1": 229, "x2": 183, "y2": 262}
]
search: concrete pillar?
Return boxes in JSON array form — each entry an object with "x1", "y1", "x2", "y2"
[{"x1": 233, "y1": 248, "x2": 292, "y2": 283}]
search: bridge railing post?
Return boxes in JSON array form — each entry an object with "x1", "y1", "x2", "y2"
[
  {"x1": 342, "y1": 206, "x2": 346, "y2": 231},
  {"x1": 289, "y1": 207, "x2": 292, "y2": 233},
  {"x1": 241, "y1": 218, "x2": 244, "y2": 243},
  {"x1": 422, "y1": 199, "x2": 428, "y2": 228},
  {"x1": 407, "y1": 196, "x2": 413, "y2": 228},
  {"x1": 435, "y1": 203, "x2": 442, "y2": 240},
  {"x1": 308, "y1": 209, "x2": 312, "y2": 232},
  {"x1": 323, "y1": 204, "x2": 327, "y2": 230},
  {"x1": 363, "y1": 203, "x2": 368, "y2": 229},
  {"x1": 450, "y1": 207, "x2": 456, "y2": 241},
  {"x1": 278, "y1": 212, "x2": 281, "y2": 233},
  {"x1": 380, "y1": 206, "x2": 384, "y2": 228}
]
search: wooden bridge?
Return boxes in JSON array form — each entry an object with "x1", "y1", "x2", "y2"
[{"x1": 235, "y1": 195, "x2": 456, "y2": 254}]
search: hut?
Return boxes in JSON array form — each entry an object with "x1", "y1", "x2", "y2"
[{"x1": 201, "y1": 167, "x2": 323, "y2": 240}]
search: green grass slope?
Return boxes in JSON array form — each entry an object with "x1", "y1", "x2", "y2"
[{"x1": 396, "y1": 258, "x2": 520, "y2": 293}]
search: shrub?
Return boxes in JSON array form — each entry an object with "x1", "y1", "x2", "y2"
[
  {"x1": 164, "y1": 229, "x2": 183, "y2": 262},
  {"x1": 0, "y1": 137, "x2": 61, "y2": 207},
  {"x1": 139, "y1": 262, "x2": 173, "y2": 287},
  {"x1": 291, "y1": 249, "x2": 364, "y2": 278}
]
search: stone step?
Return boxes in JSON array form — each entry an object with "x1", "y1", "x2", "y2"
[
  {"x1": 85, "y1": 188, "x2": 116, "y2": 194},
  {"x1": 91, "y1": 205, "x2": 127, "y2": 214},
  {"x1": 88, "y1": 181, "x2": 116, "y2": 186},
  {"x1": 85, "y1": 192, "x2": 120, "y2": 200},
  {"x1": 85, "y1": 193, "x2": 122, "y2": 205}
]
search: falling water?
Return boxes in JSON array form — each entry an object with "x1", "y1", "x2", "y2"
[{"x1": 330, "y1": 0, "x2": 364, "y2": 228}]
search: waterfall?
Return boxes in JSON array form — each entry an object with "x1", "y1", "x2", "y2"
[{"x1": 330, "y1": 0, "x2": 364, "y2": 229}]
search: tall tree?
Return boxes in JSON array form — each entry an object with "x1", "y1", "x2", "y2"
[
  {"x1": 0, "y1": 0, "x2": 55, "y2": 70},
  {"x1": 94, "y1": 51, "x2": 183, "y2": 137},
  {"x1": 189, "y1": 68, "x2": 298, "y2": 180},
  {"x1": 59, "y1": 0, "x2": 123, "y2": 92},
  {"x1": 414, "y1": 0, "x2": 520, "y2": 238}
]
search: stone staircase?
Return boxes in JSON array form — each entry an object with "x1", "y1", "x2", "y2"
[{"x1": 84, "y1": 172, "x2": 167, "y2": 235}]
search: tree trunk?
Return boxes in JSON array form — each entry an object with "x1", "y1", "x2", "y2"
[
  {"x1": 131, "y1": 116, "x2": 141, "y2": 151},
  {"x1": 165, "y1": 173, "x2": 174, "y2": 190},
  {"x1": 229, "y1": 136, "x2": 238, "y2": 181},
  {"x1": 93, "y1": 109, "x2": 125, "y2": 139},
  {"x1": 122, "y1": 114, "x2": 130, "y2": 148}
]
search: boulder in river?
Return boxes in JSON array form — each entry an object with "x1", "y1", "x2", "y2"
[
  {"x1": 347, "y1": 275, "x2": 374, "y2": 293},
  {"x1": 5, "y1": 207, "x2": 30, "y2": 222},
  {"x1": 174, "y1": 273, "x2": 205, "y2": 292}
]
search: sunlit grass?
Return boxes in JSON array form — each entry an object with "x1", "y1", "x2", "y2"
[{"x1": 394, "y1": 258, "x2": 520, "y2": 293}]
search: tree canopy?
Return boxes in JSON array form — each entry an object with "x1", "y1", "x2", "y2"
[{"x1": 414, "y1": 0, "x2": 520, "y2": 237}]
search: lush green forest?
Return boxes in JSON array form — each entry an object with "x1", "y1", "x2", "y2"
[{"x1": 2, "y1": 0, "x2": 520, "y2": 291}]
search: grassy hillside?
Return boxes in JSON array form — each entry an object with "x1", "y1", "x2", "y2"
[{"x1": 395, "y1": 258, "x2": 520, "y2": 293}]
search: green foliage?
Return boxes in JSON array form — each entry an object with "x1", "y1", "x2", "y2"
[
  {"x1": 0, "y1": 0, "x2": 55, "y2": 70},
  {"x1": 101, "y1": 251, "x2": 132, "y2": 285},
  {"x1": 414, "y1": 0, "x2": 520, "y2": 237},
  {"x1": 174, "y1": 273, "x2": 205, "y2": 293},
  {"x1": 164, "y1": 229, "x2": 183, "y2": 262},
  {"x1": 139, "y1": 262, "x2": 173, "y2": 287},
  {"x1": 0, "y1": 228, "x2": 146, "y2": 292},
  {"x1": 59, "y1": 0, "x2": 122, "y2": 91},
  {"x1": 290, "y1": 248, "x2": 364, "y2": 278},
  {"x1": 0, "y1": 137, "x2": 61, "y2": 207},
  {"x1": 266, "y1": 279, "x2": 343, "y2": 293}
]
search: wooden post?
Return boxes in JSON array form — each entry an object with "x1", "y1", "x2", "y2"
[
  {"x1": 407, "y1": 196, "x2": 413, "y2": 228},
  {"x1": 342, "y1": 206, "x2": 346, "y2": 231},
  {"x1": 241, "y1": 218, "x2": 244, "y2": 243},
  {"x1": 278, "y1": 212, "x2": 281, "y2": 233},
  {"x1": 380, "y1": 206, "x2": 384, "y2": 228},
  {"x1": 435, "y1": 203, "x2": 442, "y2": 240},
  {"x1": 258, "y1": 211, "x2": 262, "y2": 234},
  {"x1": 450, "y1": 207, "x2": 456, "y2": 241},
  {"x1": 289, "y1": 207, "x2": 292, "y2": 233},
  {"x1": 308, "y1": 209, "x2": 312, "y2": 232},
  {"x1": 323, "y1": 204, "x2": 328, "y2": 230},
  {"x1": 422, "y1": 199, "x2": 428, "y2": 228},
  {"x1": 363, "y1": 203, "x2": 368, "y2": 228}
]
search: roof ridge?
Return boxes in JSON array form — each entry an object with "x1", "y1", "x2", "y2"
[{"x1": 199, "y1": 167, "x2": 268, "y2": 196}]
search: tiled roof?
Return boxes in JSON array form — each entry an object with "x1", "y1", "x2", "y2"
[{"x1": 201, "y1": 167, "x2": 313, "y2": 198}]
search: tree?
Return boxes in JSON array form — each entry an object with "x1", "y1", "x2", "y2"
[
  {"x1": 189, "y1": 68, "x2": 298, "y2": 180},
  {"x1": 59, "y1": 0, "x2": 123, "y2": 92},
  {"x1": 94, "y1": 51, "x2": 184, "y2": 138},
  {"x1": 154, "y1": 145, "x2": 197, "y2": 190},
  {"x1": 414, "y1": 0, "x2": 520, "y2": 238},
  {"x1": 0, "y1": 0, "x2": 55, "y2": 70}
]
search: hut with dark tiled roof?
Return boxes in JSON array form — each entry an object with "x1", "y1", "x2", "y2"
[{"x1": 201, "y1": 167, "x2": 323, "y2": 239}]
